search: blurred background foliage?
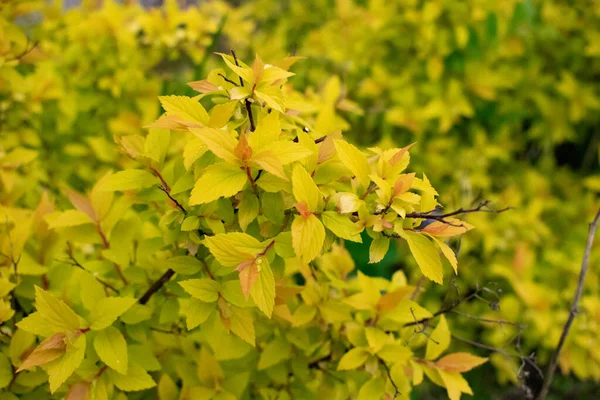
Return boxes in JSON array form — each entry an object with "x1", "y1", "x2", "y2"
[{"x1": 1, "y1": 0, "x2": 599, "y2": 398}]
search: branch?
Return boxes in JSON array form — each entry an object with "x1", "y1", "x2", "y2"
[
  {"x1": 379, "y1": 357, "x2": 401, "y2": 398},
  {"x1": 405, "y1": 200, "x2": 511, "y2": 224},
  {"x1": 65, "y1": 242, "x2": 119, "y2": 294},
  {"x1": 537, "y1": 208, "x2": 600, "y2": 400},
  {"x1": 230, "y1": 49, "x2": 255, "y2": 132},
  {"x1": 403, "y1": 288, "x2": 481, "y2": 327},
  {"x1": 138, "y1": 268, "x2": 175, "y2": 305},
  {"x1": 157, "y1": 186, "x2": 187, "y2": 215},
  {"x1": 218, "y1": 73, "x2": 239, "y2": 87}
]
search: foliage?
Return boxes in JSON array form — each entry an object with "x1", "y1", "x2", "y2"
[
  {"x1": 0, "y1": 51, "x2": 495, "y2": 399},
  {"x1": 238, "y1": 0, "x2": 600, "y2": 390}
]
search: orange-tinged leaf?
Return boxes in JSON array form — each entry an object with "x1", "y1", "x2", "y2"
[
  {"x1": 188, "y1": 80, "x2": 218, "y2": 94},
  {"x1": 436, "y1": 352, "x2": 488, "y2": 373},
  {"x1": 18, "y1": 333, "x2": 67, "y2": 372},
  {"x1": 66, "y1": 382, "x2": 90, "y2": 400},
  {"x1": 238, "y1": 260, "x2": 259, "y2": 299},
  {"x1": 65, "y1": 189, "x2": 96, "y2": 222},
  {"x1": 393, "y1": 173, "x2": 415, "y2": 197},
  {"x1": 234, "y1": 134, "x2": 253, "y2": 162},
  {"x1": 390, "y1": 143, "x2": 416, "y2": 165},
  {"x1": 421, "y1": 218, "x2": 474, "y2": 237}
]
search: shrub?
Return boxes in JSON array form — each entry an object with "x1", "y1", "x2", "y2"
[{"x1": 3, "y1": 53, "x2": 492, "y2": 399}]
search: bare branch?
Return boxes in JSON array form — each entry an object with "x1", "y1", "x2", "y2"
[
  {"x1": 138, "y1": 268, "x2": 176, "y2": 305},
  {"x1": 537, "y1": 209, "x2": 600, "y2": 399},
  {"x1": 405, "y1": 200, "x2": 511, "y2": 225}
]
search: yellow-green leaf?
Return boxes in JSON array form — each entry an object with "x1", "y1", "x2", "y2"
[
  {"x1": 98, "y1": 170, "x2": 157, "y2": 192},
  {"x1": 321, "y1": 211, "x2": 362, "y2": 242},
  {"x1": 179, "y1": 279, "x2": 220, "y2": 303},
  {"x1": 34, "y1": 287, "x2": 80, "y2": 333},
  {"x1": 87, "y1": 297, "x2": 137, "y2": 331},
  {"x1": 189, "y1": 162, "x2": 247, "y2": 205},
  {"x1": 426, "y1": 315, "x2": 451, "y2": 360},
  {"x1": 46, "y1": 334, "x2": 86, "y2": 393},
  {"x1": 250, "y1": 258, "x2": 275, "y2": 318},
  {"x1": 159, "y1": 95, "x2": 209, "y2": 125},
  {"x1": 108, "y1": 364, "x2": 157, "y2": 392},
  {"x1": 203, "y1": 232, "x2": 264, "y2": 267},
  {"x1": 337, "y1": 347, "x2": 370, "y2": 371},
  {"x1": 94, "y1": 326, "x2": 128, "y2": 375}
]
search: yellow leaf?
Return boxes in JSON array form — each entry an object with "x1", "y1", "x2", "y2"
[
  {"x1": 189, "y1": 162, "x2": 248, "y2": 205},
  {"x1": 159, "y1": 95, "x2": 209, "y2": 125},
  {"x1": 337, "y1": 347, "x2": 370, "y2": 371},
  {"x1": 333, "y1": 139, "x2": 371, "y2": 187},
  {"x1": 291, "y1": 215, "x2": 325, "y2": 264},
  {"x1": 250, "y1": 257, "x2": 276, "y2": 318},
  {"x1": 426, "y1": 315, "x2": 450, "y2": 360},
  {"x1": 248, "y1": 112, "x2": 280, "y2": 151},
  {"x1": 292, "y1": 164, "x2": 321, "y2": 212},
  {"x1": 190, "y1": 127, "x2": 238, "y2": 164},
  {"x1": 251, "y1": 151, "x2": 288, "y2": 181},
  {"x1": 208, "y1": 101, "x2": 237, "y2": 128},
  {"x1": 438, "y1": 369, "x2": 473, "y2": 400},
  {"x1": 431, "y1": 237, "x2": 458, "y2": 274},
  {"x1": 396, "y1": 229, "x2": 443, "y2": 284},
  {"x1": 203, "y1": 232, "x2": 264, "y2": 267}
]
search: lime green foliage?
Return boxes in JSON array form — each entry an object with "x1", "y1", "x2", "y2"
[
  {"x1": 240, "y1": 0, "x2": 600, "y2": 385},
  {"x1": 1, "y1": 50, "x2": 489, "y2": 399}
]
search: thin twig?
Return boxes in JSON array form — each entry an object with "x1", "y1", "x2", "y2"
[
  {"x1": 218, "y1": 73, "x2": 239, "y2": 87},
  {"x1": 230, "y1": 49, "x2": 255, "y2": 132},
  {"x1": 64, "y1": 243, "x2": 120, "y2": 294},
  {"x1": 537, "y1": 209, "x2": 600, "y2": 399},
  {"x1": 403, "y1": 289, "x2": 481, "y2": 327},
  {"x1": 405, "y1": 200, "x2": 511, "y2": 224},
  {"x1": 158, "y1": 186, "x2": 187, "y2": 215},
  {"x1": 380, "y1": 357, "x2": 401, "y2": 398}
]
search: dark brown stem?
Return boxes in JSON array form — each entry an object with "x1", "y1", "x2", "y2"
[
  {"x1": 229, "y1": 49, "x2": 256, "y2": 132},
  {"x1": 158, "y1": 186, "x2": 187, "y2": 215},
  {"x1": 537, "y1": 209, "x2": 600, "y2": 399},
  {"x1": 380, "y1": 357, "x2": 400, "y2": 398},
  {"x1": 405, "y1": 200, "x2": 511, "y2": 224},
  {"x1": 138, "y1": 269, "x2": 176, "y2": 305},
  {"x1": 149, "y1": 167, "x2": 170, "y2": 193},
  {"x1": 293, "y1": 135, "x2": 327, "y2": 144},
  {"x1": 218, "y1": 73, "x2": 239, "y2": 86}
]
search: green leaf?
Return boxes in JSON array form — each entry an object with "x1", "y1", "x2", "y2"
[
  {"x1": 333, "y1": 139, "x2": 371, "y2": 187},
  {"x1": 183, "y1": 298, "x2": 215, "y2": 330},
  {"x1": 179, "y1": 279, "x2": 220, "y2": 303},
  {"x1": 291, "y1": 215, "x2": 325, "y2": 264},
  {"x1": 257, "y1": 336, "x2": 291, "y2": 370},
  {"x1": 203, "y1": 232, "x2": 264, "y2": 267},
  {"x1": 238, "y1": 192, "x2": 259, "y2": 232},
  {"x1": 9, "y1": 329, "x2": 35, "y2": 368},
  {"x1": 0, "y1": 354, "x2": 12, "y2": 389},
  {"x1": 159, "y1": 95, "x2": 209, "y2": 125},
  {"x1": 292, "y1": 164, "x2": 321, "y2": 212},
  {"x1": 181, "y1": 216, "x2": 201, "y2": 231},
  {"x1": 99, "y1": 170, "x2": 157, "y2": 192},
  {"x1": 34, "y1": 286, "x2": 80, "y2": 333},
  {"x1": 426, "y1": 315, "x2": 451, "y2": 360},
  {"x1": 396, "y1": 230, "x2": 444, "y2": 284},
  {"x1": 321, "y1": 211, "x2": 362, "y2": 242},
  {"x1": 87, "y1": 297, "x2": 137, "y2": 331},
  {"x1": 108, "y1": 364, "x2": 156, "y2": 392},
  {"x1": 94, "y1": 326, "x2": 128, "y2": 375},
  {"x1": 46, "y1": 334, "x2": 86, "y2": 393},
  {"x1": 166, "y1": 256, "x2": 203, "y2": 275},
  {"x1": 189, "y1": 162, "x2": 247, "y2": 205},
  {"x1": 158, "y1": 374, "x2": 179, "y2": 400},
  {"x1": 250, "y1": 258, "x2": 275, "y2": 318},
  {"x1": 220, "y1": 280, "x2": 253, "y2": 308},
  {"x1": 337, "y1": 347, "x2": 370, "y2": 371}
]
